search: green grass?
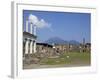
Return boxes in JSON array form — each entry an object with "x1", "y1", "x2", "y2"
[{"x1": 40, "y1": 52, "x2": 91, "y2": 65}]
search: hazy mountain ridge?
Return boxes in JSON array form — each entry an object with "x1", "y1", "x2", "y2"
[{"x1": 45, "y1": 37, "x2": 80, "y2": 45}]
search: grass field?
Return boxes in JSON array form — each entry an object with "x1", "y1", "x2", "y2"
[
  {"x1": 23, "y1": 52, "x2": 91, "y2": 69},
  {"x1": 40, "y1": 52, "x2": 91, "y2": 65}
]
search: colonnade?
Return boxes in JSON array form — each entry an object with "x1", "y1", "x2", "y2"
[
  {"x1": 24, "y1": 17, "x2": 37, "y2": 55},
  {"x1": 24, "y1": 38, "x2": 36, "y2": 54}
]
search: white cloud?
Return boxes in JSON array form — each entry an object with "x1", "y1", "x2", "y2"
[
  {"x1": 28, "y1": 14, "x2": 38, "y2": 24},
  {"x1": 28, "y1": 14, "x2": 51, "y2": 28},
  {"x1": 36, "y1": 19, "x2": 51, "y2": 28}
]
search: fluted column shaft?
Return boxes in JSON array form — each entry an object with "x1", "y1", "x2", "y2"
[
  {"x1": 33, "y1": 41, "x2": 36, "y2": 53},
  {"x1": 30, "y1": 40, "x2": 33, "y2": 54},
  {"x1": 26, "y1": 20, "x2": 28, "y2": 32},
  {"x1": 25, "y1": 39, "x2": 29, "y2": 54}
]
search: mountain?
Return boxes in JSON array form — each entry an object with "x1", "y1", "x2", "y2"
[
  {"x1": 69, "y1": 40, "x2": 80, "y2": 45},
  {"x1": 45, "y1": 37, "x2": 68, "y2": 45},
  {"x1": 45, "y1": 37, "x2": 80, "y2": 45}
]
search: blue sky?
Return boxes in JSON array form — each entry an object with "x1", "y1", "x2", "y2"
[{"x1": 23, "y1": 10, "x2": 91, "y2": 43}]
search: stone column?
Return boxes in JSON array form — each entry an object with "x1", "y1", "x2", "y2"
[
  {"x1": 33, "y1": 40, "x2": 36, "y2": 53},
  {"x1": 30, "y1": 40, "x2": 33, "y2": 54},
  {"x1": 30, "y1": 23, "x2": 33, "y2": 34},
  {"x1": 34, "y1": 26, "x2": 36, "y2": 35},
  {"x1": 26, "y1": 20, "x2": 28, "y2": 32},
  {"x1": 25, "y1": 39, "x2": 29, "y2": 54}
]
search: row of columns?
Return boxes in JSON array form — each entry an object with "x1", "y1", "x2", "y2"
[
  {"x1": 24, "y1": 18, "x2": 37, "y2": 54},
  {"x1": 25, "y1": 38, "x2": 36, "y2": 54},
  {"x1": 26, "y1": 20, "x2": 36, "y2": 35}
]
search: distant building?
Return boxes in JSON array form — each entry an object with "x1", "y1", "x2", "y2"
[
  {"x1": 36, "y1": 43, "x2": 53, "y2": 57},
  {"x1": 85, "y1": 43, "x2": 91, "y2": 52}
]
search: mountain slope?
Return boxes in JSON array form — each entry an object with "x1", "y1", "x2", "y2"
[
  {"x1": 45, "y1": 37, "x2": 80, "y2": 45},
  {"x1": 45, "y1": 37, "x2": 68, "y2": 44},
  {"x1": 69, "y1": 40, "x2": 80, "y2": 45}
]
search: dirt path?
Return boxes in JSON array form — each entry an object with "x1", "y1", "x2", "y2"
[{"x1": 23, "y1": 63, "x2": 90, "y2": 69}]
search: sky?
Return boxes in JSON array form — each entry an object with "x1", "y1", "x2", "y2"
[{"x1": 23, "y1": 10, "x2": 91, "y2": 43}]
